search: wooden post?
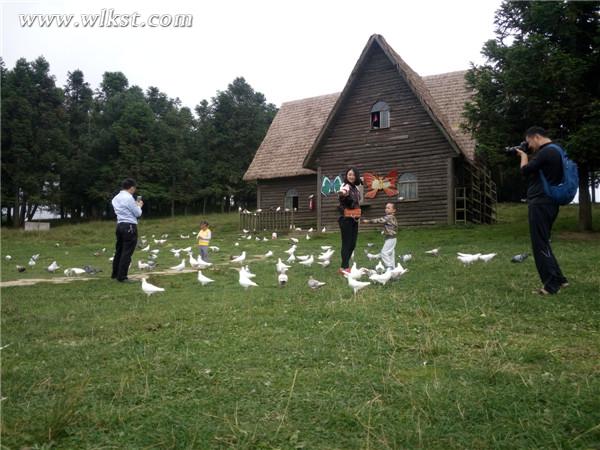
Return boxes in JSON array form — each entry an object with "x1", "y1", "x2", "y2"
[{"x1": 316, "y1": 166, "x2": 322, "y2": 231}]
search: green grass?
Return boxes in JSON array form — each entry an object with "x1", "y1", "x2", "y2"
[{"x1": 1, "y1": 204, "x2": 599, "y2": 449}]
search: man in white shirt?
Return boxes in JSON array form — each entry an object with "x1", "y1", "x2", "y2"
[{"x1": 111, "y1": 178, "x2": 143, "y2": 282}]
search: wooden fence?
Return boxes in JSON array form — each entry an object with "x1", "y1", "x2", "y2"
[{"x1": 239, "y1": 209, "x2": 296, "y2": 232}]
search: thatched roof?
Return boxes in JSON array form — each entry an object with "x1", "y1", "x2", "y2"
[{"x1": 244, "y1": 35, "x2": 475, "y2": 181}]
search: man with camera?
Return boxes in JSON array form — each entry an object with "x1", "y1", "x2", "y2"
[
  {"x1": 514, "y1": 126, "x2": 568, "y2": 295},
  {"x1": 111, "y1": 178, "x2": 143, "y2": 283}
]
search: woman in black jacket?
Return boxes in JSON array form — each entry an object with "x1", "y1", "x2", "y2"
[{"x1": 338, "y1": 167, "x2": 362, "y2": 274}]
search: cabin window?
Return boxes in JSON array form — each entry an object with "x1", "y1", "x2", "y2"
[
  {"x1": 398, "y1": 173, "x2": 418, "y2": 200},
  {"x1": 285, "y1": 189, "x2": 299, "y2": 210},
  {"x1": 371, "y1": 101, "x2": 390, "y2": 129}
]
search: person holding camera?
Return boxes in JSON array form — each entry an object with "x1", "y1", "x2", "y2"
[
  {"x1": 111, "y1": 178, "x2": 143, "y2": 283},
  {"x1": 515, "y1": 126, "x2": 568, "y2": 295}
]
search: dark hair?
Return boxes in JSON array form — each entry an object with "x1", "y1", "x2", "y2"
[
  {"x1": 525, "y1": 126, "x2": 548, "y2": 138},
  {"x1": 343, "y1": 167, "x2": 362, "y2": 186},
  {"x1": 122, "y1": 178, "x2": 137, "y2": 190},
  {"x1": 200, "y1": 220, "x2": 209, "y2": 226}
]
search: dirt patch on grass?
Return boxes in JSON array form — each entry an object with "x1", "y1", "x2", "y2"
[{"x1": 557, "y1": 231, "x2": 600, "y2": 241}]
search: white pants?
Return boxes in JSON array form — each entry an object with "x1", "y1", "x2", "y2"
[{"x1": 381, "y1": 238, "x2": 396, "y2": 269}]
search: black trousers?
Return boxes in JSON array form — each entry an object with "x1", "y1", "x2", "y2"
[
  {"x1": 528, "y1": 202, "x2": 567, "y2": 293},
  {"x1": 112, "y1": 222, "x2": 138, "y2": 281},
  {"x1": 339, "y1": 216, "x2": 359, "y2": 269}
]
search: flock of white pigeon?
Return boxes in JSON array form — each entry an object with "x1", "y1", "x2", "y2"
[{"x1": 5, "y1": 225, "x2": 498, "y2": 298}]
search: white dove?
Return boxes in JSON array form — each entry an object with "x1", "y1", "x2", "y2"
[
  {"x1": 278, "y1": 272, "x2": 288, "y2": 286},
  {"x1": 457, "y1": 253, "x2": 481, "y2": 265},
  {"x1": 255, "y1": 236, "x2": 261, "y2": 241},
  {"x1": 234, "y1": 242, "x2": 240, "y2": 247},
  {"x1": 289, "y1": 238, "x2": 299, "y2": 244},
  {"x1": 5, "y1": 255, "x2": 11, "y2": 261},
  {"x1": 141, "y1": 245, "x2": 150, "y2": 252},
  {"x1": 375, "y1": 261, "x2": 385, "y2": 273},
  {"x1": 197, "y1": 270, "x2": 215, "y2": 286},
  {"x1": 209, "y1": 246, "x2": 220, "y2": 252},
  {"x1": 262, "y1": 237, "x2": 269, "y2": 242},
  {"x1": 181, "y1": 247, "x2": 192, "y2": 253},
  {"x1": 170, "y1": 249, "x2": 182, "y2": 258},
  {"x1": 170, "y1": 260, "x2": 186, "y2": 271},
  {"x1": 479, "y1": 253, "x2": 497, "y2": 262},
  {"x1": 239, "y1": 273, "x2": 258, "y2": 290},
  {"x1": 390, "y1": 263, "x2": 408, "y2": 279},
  {"x1": 264, "y1": 250, "x2": 274, "y2": 258},
  {"x1": 298, "y1": 255, "x2": 314, "y2": 267},
  {"x1": 64, "y1": 268, "x2": 86, "y2": 276},
  {"x1": 317, "y1": 260, "x2": 331, "y2": 268},
  {"x1": 196, "y1": 256, "x2": 212, "y2": 269},
  {"x1": 276, "y1": 206, "x2": 281, "y2": 212},
  {"x1": 286, "y1": 253, "x2": 296, "y2": 264},
  {"x1": 295, "y1": 227, "x2": 302, "y2": 231},
  {"x1": 308, "y1": 277, "x2": 326, "y2": 290},
  {"x1": 180, "y1": 234, "x2": 190, "y2": 239},
  {"x1": 47, "y1": 261, "x2": 60, "y2": 273},
  {"x1": 365, "y1": 252, "x2": 381, "y2": 261},
  {"x1": 242, "y1": 229, "x2": 249, "y2": 234},
  {"x1": 189, "y1": 253, "x2": 199, "y2": 268},
  {"x1": 141, "y1": 278, "x2": 165, "y2": 296},
  {"x1": 31, "y1": 254, "x2": 40, "y2": 261},
  {"x1": 150, "y1": 249, "x2": 160, "y2": 255},
  {"x1": 369, "y1": 268, "x2": 393, "y2": 285},
  {"x1": 347, "y1": 275, "x2": 371, "y2": 295},
  {"x1": 401, "y1": 254, "x2": 413, "y2": 263},
  {"x1": 318, "y1": 249, "x2": 334, "y2": 260},
  {"x1": 276, "y1": 259, "x2": 291, "y2": 274},
  {"x1": 230, "y1": 251, "x2": 246, "y2": 264},
  {"x1": 154, "y1": 239, "x2": 167, "y2": 245},
  {"x1": 425, "y1": 248, "x2": 440, "y2": 256},
  {"x1": 271, "y1": 232, "x2": 278, "y2": 240},
  {"x1": 296, "y1": 255, "x2": 311, "y2": 261},
  {"x1": 240, "y1": 265, "x2": 256, "y2": 279},
  {"x1": 138, "y1": 260, "x2": 152, "y2": 270},
  {"x1": 308, "y1": 228, "x2": 314, "y2": 233},
  {"x1": 285, "y1": 245, "x2": 297, "y2": 255},
  {"x1": 348, "y1": 262, "x2": 367, "y2": 280},
  {"x1": 321, "y1": 227, "x2": 327, "y2": 233},
  {"x1": 320, "y1": 246, "x2": 332, "y2": 251},
  {"x1": 305, "y1": 234, "x2": 311, "y2": 240}
]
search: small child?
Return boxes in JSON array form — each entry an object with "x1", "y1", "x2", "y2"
[
  {"x1": 362, "y1": 203, "x2": 398, "y2": 270},
  {"x1": 197, "y1": 221, "x2": 212, "y2": 262}
]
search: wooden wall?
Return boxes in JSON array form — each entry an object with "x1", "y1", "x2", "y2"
[
  {"x1": 257, "y1": 175, "x2": 317, "y2": 227},
  {"x1": 314, "y1": 44, "x2": 459, "y2": 228}
]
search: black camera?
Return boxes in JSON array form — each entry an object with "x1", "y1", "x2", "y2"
[{"x1": 504, "y1": 141, "x2": 529, "y2": 156}]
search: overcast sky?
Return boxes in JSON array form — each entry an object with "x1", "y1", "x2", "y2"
[{"x1": 2, "y1": 0, "x2": 503, "y2": 111}]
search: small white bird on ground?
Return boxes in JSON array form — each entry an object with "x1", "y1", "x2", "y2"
[
  {"x1": 317, "y1": 260, "x2": 331, "y2": 268},
  {"x1": 230, "y1": 251, "x2": 246, "y2": 264},
  {"x1": 5, "y1": 255, "x2": 11, "y2": 261},
  {"x1": 181, "y1": 247, "x2": 192, "y2": 253},
  {"x1": 234, "y1": 242, "x2": 240, "y2": 247},
  {"x1": 239, "y1": 273, "x2": 258, "y2": 290},
  {"x1": 242, "y1": 229, "x2": 249, "y2": 234},
  {"x1": 240, "y1": 265, "x2": 256, "y2": 279},
  {"x1": 264, "y1": 250, "x2": 274, "y2": 258},
  {"x1": 289, "y1": 238, "x2": 299, "y2": 244},
  {"x1": 276, "y1": 206, "x2": 281, "y2": 212},
  {"x1": 138, "y1": 260, "x2": 153, "y2": 270},
  {"x1": 209, "y1": 246, "x2": 220, "y2": 252},
  {"x1": 170, "y1": 249, "x2": 182, "y2": 258},
  {"x1": 375, "y1": 261, "x2": 385, "y2": 274},
  {"x1": 180, "y1": 234, "x2": 190, "y2": 239},
  {"x1": 457, "y1": 253, "x2": 481, "y2": 265},
  {"x1": 479, "y1": 253, "x2": 497, "y2": 262},
  {"x1": 318, "y1": 249, "x2": 334, "y2": 261},
  {"x1": 365, "y1": 252, "x2": 381, "y2": 261},
  {"x1": 390, "y1": 263, "x2": 408, "y2": 279},
  {"x1": 285, "y1": 245, "x2": 297, "y2": 255},
  {"x1": 197, "y1": 270, "x2": 215, "y2": 286},
  {"x1": 31, "y1": 254, "x2": 40, "y2": 261},
  {"x1": 297, "y1": 255, "x2": 311, "y2": 261},
  {"x1": 298, "y1": 255, "x2": 314, "y2": 267},
  {"x1": 170, "y1": 260, "x2": 186, "y2": 271},
  {"x1": 348, "y1": 262, "x2": 368, "y2": 280},
  {"x1": 278, "y1": 272, "x2": 288, "y2": 286},
  {"x1": 28, "y1": 259, "x2": 36, "y2": 267},
  {"x1": 366, "y1": 243, "x2": 374, "y2": 248},
  {"x1": 308, "y1": 228, "x2": 314, "y2": 233},
  {"x1": 276, "y1": 259, "x2": 291, "y2": 274},
  {"x1": 196, "y1": 256, "x2": 212, "y2": 269},
  {"x1": 401, "y1": 254, "x2": 413, "y2": 263},
  {"x1": 425, "y1": 248, "x2": 440, "y2": 256},
  {"x1": 47, "y1": 261, "x2": 60, "y2": 273},
  {"x1": 286, "y1": 253, "x2": 296, "y2": 264},
  {"x1": 308, "y1": 276, "x2": 326, "y2": 290},
  {"x1": 346, "y1": 275, "x2": 371, "y2": 295},
  {"x1": 154, "y1": 239, "x2": 167, "y2": 245},
  {"x1": 369, "y1": 268, "x2": 393, "y2": 285},
  {"x1": 142, "y1": 278, "x2": 164, "y2": 296},
  {"x1": 321, "y1": 227, "x2": 327, "y2": 233},
  {"x1": 189, "y1": 253, "x2": 199, "y2": 268},
  {"x1": 64, "y1": 268, "x2": 86, "y2": 276},
  {"x1": 306, "y1": 234, "x2": 311, "y2": 240},
  {"x1": 141, "y1": 245, "x2": 150, "y2": 252},
  {"x1": 321, "y1": 245, "x2": 332, "y2": 251},
  {"x1": 150, "y1": 249, "x2": 160, "y2": 255}
]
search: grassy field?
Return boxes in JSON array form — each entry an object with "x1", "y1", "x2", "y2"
[{"x1": 1, "y1": 204, "x2": 599, "y2": 449}]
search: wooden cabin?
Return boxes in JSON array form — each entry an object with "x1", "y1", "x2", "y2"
[{"x1": 243, "y1": 34, "x2": 496, "y2": 229}]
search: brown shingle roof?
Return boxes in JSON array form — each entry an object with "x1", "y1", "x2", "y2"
[
  {"x1": 243, "y1": 93, "x2": 339, "y2": 181},
  {"x1": 422, "y1": 70, "x2": 475, "y2": 159},
  {"x1": 244, "y1": 35, "x2": 476, "y2": 181}
]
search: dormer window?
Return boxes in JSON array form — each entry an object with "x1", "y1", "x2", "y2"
[{"x1": 371, "y1": 101, "x2": 390, "y2": 129}]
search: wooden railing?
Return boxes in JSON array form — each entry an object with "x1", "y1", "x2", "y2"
[{"x1": 239, "y1": 209, "x2": 296, "y2": 232}]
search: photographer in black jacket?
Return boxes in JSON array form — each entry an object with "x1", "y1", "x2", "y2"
[{"x1": 516, "y1": 126, "x2": 568, "y2": 295}]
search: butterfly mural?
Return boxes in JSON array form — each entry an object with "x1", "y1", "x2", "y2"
[
  {"x1": 321, "y1": 175, "x2": 343, "y2": 196},
  {"x1": 362, "y1": 170, "x2": 399, "y2": 198}
]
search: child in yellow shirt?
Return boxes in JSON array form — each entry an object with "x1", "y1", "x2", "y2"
[{"x1": 197, "y1": 221, "x2": 212, "y2": 262}]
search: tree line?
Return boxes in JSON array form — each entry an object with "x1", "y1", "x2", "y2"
[{"x1": 1, "y1": 57, "x2": 277, "y2": 226}]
